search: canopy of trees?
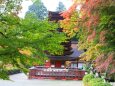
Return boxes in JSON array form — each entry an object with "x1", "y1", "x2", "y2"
[
  {"x1": 60, "y1": 0, "x2": 115, "y2": 77},
  {"x1": 0, "y1": 0, "x2": 115, "y2": 80},
  {"x1": 0, "y1": 0, "x2": 66, "y2": 79}
]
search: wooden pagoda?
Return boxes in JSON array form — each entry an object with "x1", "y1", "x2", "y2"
[{"x1": 28, "y1": 11, "x2": 86, "y2": 80}]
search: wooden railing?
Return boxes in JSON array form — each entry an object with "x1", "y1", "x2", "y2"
[{"x1": 28, "y1": 66, "x2": 85, "y2": 80}]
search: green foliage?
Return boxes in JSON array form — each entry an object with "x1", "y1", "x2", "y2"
[
  {"x1": 75, "y1": 0, "x2": 115, "y2": 75},
  {"x1": 0, "y1": 69, "x2": 9, "y2": 80},
  {"x1": 83, "y1": 63, "x2": 91, "y2": 73},
  {"x1": 89, "y1": 78, "x2": 104, "y2": 86},
  {"x1": 89, "y1": 78, "x2": 112, "y2": 86},
  {"x1": 0, "y1": 0, "x2": 67, "y2": 80},
  {"x1": 91, "y1": 82, "x2": 112, "y2": 86},
  {"x1": 83, "y1": 74, "x2": 95, "y2": 85},
  {"x1": 83, "y1": 74, "x2": 112, "y2": 86},
  {"x1": 99, "y1": 6, "x2": 115, "y2": 52},
  {"x1": 0, "y1": 13, "x2": 67, "y2": 79},
  {"x1": 0, "y1": 0, "x2": 22, "y2": 14}
]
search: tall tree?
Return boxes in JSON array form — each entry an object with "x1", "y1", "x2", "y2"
[
  {"x1": 56, "y1": 2, "x2": 66, "y2": 12},
  {"x1": 26, "y1": 0, "x2": 48, "y2": 20},
  {"x1": 0, "y1": 0, "x2": 67, "y2": 79},
  {"x1": 0, "y1": 13, "x2": 66, "y2": 80},
  {"x1": 60, "y1": 0, "x2": 115, "y2": 78}
]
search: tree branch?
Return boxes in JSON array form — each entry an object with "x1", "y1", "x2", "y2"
[{"x1": 0, "y1": 32, "x2": 8, "y2": 38}]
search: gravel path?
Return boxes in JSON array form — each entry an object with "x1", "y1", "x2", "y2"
[{"x1": 0, "y1": 73, "x2": 83, "y2": 86}]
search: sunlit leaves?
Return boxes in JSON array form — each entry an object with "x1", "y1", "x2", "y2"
[
  {"x1": 77, "y1": 0, "x2": 115, "y2": 74},
  {"x1": 60, "y1": 0, "x2": 115, "y2": 75},
  {"x1": 0, "y1": 13, "x2": 67, "y2": 79}
]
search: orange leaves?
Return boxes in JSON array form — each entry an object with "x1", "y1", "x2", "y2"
[
  {"x1": 59, "y1": 2, "x2": 81, "y2": 37},
  {"x1": 60, "y1": 18, "x2": 70, "y2": 25},
  {"x1": 61, "y1": 11, "x2": 71, "y2": 19},
  {"x1": 86, "y1": 0, "x2": 89, "y2": 2},
  {"x1": 95, "y1": 53, "x2": 114, "y2": 73},
  {"x1": 61, "y1": 2, "x2": 78, "y2": 19},
  {"x1": 73, "y1": 27, "x2": 79, "y2": 31},
  {"x1": 82, "y1": 0, "x2": 101, "y2": 14},
  {"x1": 83, "y1": 15, "x2": 99, "y2": 31},
  {"x1": 87, "y1": 30, "x2": 96, "y2": 42},
  {"x1": 81, "y1": 0, "x2": 100, "y2": 31},
  {"x1": 70, "y1": 0, "x2": 115, "y2": 75},
  {"x1": 80, "y1": 0, "x2": 100, "y2": 43},
  {"x1": 99, "y1": 31, "x2": 107, "y2": 43}
]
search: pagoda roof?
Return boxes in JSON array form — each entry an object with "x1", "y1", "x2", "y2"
[
  {"x1": 48, "y1": 11, "x2": 64, "y2": 21},
  {"x1": 48, "y1": 41, "x2": 84, "y2": 61},
  {"x1": 48, "y1": 55, "x2": 79, "y2": 61}
]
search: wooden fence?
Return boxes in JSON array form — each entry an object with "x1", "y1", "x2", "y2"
[{"x1": 29, "y1": 66, "x2": 85, "y2": 80}]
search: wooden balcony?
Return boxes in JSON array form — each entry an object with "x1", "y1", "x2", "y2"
[{"x1": 28, "y1": 66, "x2": 85, "y2": 80}]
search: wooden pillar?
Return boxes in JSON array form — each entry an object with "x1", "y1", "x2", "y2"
[{"x1": 77, "y1": 59, "x2": 79, "y2": 68}]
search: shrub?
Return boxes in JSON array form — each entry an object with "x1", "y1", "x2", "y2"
[
  {"x1": 91, "y1": 82, "x2": 112, "y2": 86},
  {"x1": 89, "y1": 78, "x2": 103, "y2": 84},
  {"x1": 83, "y1": 74, "x2": 95, "y2": 86},
  {"x1": 83, "y1": 74, "x2": 112, "y2": 86},
  {"x1": 89, "y1": 78, "x2": 103, "y2": 86}
]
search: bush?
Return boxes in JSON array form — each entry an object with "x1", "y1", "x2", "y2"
[
  {"x1": 89, "y1": 78, "x2": 104, "y2": 86},
  {"x1": 91, "y1": 82, "x2": 112, "y2": 86},
  {"x1": 83, "y1": 74, "x2": 95, "y2": 86},
  {"x1": 83, "y1": 74, "x2": 112, "y2": 86},
  {"x1": 89, "y1": 78, "x2": 104, "y2": 85}
]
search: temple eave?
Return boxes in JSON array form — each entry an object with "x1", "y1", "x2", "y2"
[{"x1": 48, "y1": 55, "x2": 80, "y2": 61}]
